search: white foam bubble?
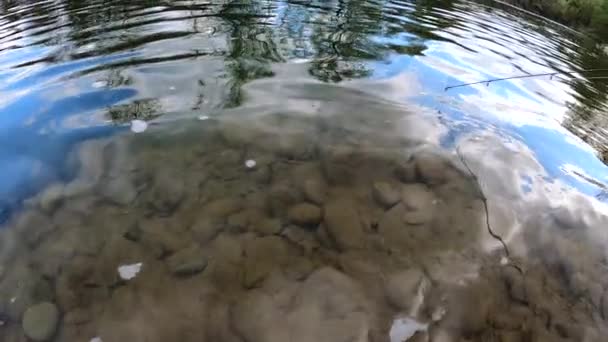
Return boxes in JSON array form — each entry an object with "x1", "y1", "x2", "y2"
[
  {"x1": 92, "y1": 80, "x2": 107, "y2": 88},
  {"x1": 198, "y1": 115, "x2": 210, "y2": 121},
  {"x1": 118, "y1": 262, "x2": 143, "y2": 280},
  {"x1": 389, "y1": 317, "x2": 427, "y2": 342},
  {"x1": 245, "y1": 159, "x2": 257, "y2": 168},
  {"x1": 90, "y1": 337, "x2": 103, "y2": 342},
  {"x1": 130, "y1": 120, "x2": 148, "y2": 133}
]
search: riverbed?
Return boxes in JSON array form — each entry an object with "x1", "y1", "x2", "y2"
[{"x1": 1, "y1": 0, "x2": 608, "y2": 341}]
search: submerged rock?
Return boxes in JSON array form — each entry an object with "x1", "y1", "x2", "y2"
[
  {"x1": 401, "y1": 184, "x2": 435, "y2": 225},
  {"x1": 413, "y1": 152, "x2": 447, "y2": 185},
  {"x1": 252, "y1": 218, "x2": 283, "y2": 235},
  {"x1": 281, "y1": 225, "x2": 320, "y2": 253},
  {"x1": 372, "y1": 182, "x2": 400, "y2": 208},
  {"x1": 190, "y1": 218, "x2": 223, "y2": 244},
  {"x1": 203, "y1": 198, "x2": 242, "y2": 218},
  {"x1": 166, "y1": 245, "x2": 208, "y2": 277},
  {"x1": 323, "y1": 199, "x2": 366, "y2": 251},
  {"x1": 147, "y1": 170, "x2": 186, "y2": 214},
  {"x1": 287, "y1": 203, "x2": 322, "y2": 226},
  {"x1": 232, "y1": 267, "x2": 371, "y2": 342},
  {"x1": 303, "y1": 179, "x2": 326, "y2": 205},
  {"x1": 22, "y1": 302, "x2": 59, "y2": 341},
  {"x1": 243, "y1": 236, "x2": 291, "y2": 288},
  {"x1": 384, "y1": 269, "x2": 428, "y2": 313}
]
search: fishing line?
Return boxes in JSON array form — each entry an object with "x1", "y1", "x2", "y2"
[{"x1": 444, "y1": 68, "x2": 608, "y2": 91}]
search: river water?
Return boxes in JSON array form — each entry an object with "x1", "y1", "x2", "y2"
[{"x1": 1, "y1": 0, "x2": 608, "y2": 341}]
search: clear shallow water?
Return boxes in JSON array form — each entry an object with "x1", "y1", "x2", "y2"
[{"x1": 2, "y1": 0, "x2": 608, "y2": 341}]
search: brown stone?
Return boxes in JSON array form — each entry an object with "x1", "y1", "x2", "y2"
[
  {"x1": 190, "y1": 218, "x2": 223, "y2": 244},
  {"x1": 252, "y1": 218, "x2": 283, "y2": 235},
  {"x1": 166, "y1": 245, "x2": 208, "y2": 277},
  {"x1": 243, "y1": 236, "x2": 290, "y2": 288},
  {"x1": 384, "y1": 269, "x2": 428, "y2": 311},
  {"x1": 288, "y1": 203, "x2": 322, "y2": 226},
  {"x1": 303, "y1": 179, "x2": 326, "y2": 205},
  {"x1": 323, "y1": 199, "x2": 366, "y2": 251},
  {"x1": 203, "y1": 198, "x2": 242, "y2": 218},
  {"x1": 413, "y1": 152, "x2": 448, "y2": 185},
  {"x1": 372, "y1": 182, "x2": 400, "y2": 208}
]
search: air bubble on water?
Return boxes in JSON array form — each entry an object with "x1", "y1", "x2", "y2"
[
  {"x1": 198, "y1": 115, "x2": 210, "y2": 121},
  {"x1": 169, "y1": 86, "x2": 176, "y2": 90},
  {"x1": 90, "y1": 337, "x2": 103, "y2": 342},
  {"x1": 500, "y1": 256, "x2": 509, "y2": 265},
  {"x1": 245, "y1": 159, "x2": 257, "y2": 169},
  {"x1": 9, "y1": 297, "x2": 16, "y2": 303},
  {"x1": 130, "y1": 120, "x2": 148, "y2": 133},
  {"x1": 92, "y1": 80, "x2": 106, "y2": 88},
  {"x1": 292, "y1": 58, "x2": 311, "y2": 64},
  {"x1": 118, "y1": 262, "x2": 143, "y2": 280}
]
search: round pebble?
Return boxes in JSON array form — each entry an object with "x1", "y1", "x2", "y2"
[{"x1": 22, "y1": 302, "x2": 59, "y2": 341}]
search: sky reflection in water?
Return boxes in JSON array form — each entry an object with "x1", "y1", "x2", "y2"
[{"x1": 0, "y1": 0, "x2": 608, "y2": 218}]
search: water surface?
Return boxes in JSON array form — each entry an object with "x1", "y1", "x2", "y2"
[{"x1": 1, "y1": 0, "x2": 608, "y2": 341}]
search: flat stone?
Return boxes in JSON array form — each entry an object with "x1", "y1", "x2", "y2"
[
  {"x1": 148, "y1": 170, "x2": 185, "y2": 214},
  {"x1": 243, "y1": 236, "x2": 290, "y2": 288},
  {"x1": 384, "y1": 269, "x2": 428, "y2": 312},
  {"x1": 203, "y1": 198, "x2": 242, "y2": 218},
  {"x1": 252, "y1": 218, "x2": 283, "y2": 235},
  {"x1": 323, "y1": 199, "x2": 366, "y2": 251},
  {"x1": 191, "y1": 218, "x2": 223, "y2": 244},
  {"x1": 288, "y1": 203, "x2": 322, "y2": 226},
  {"x1": 401, "y1": 184, "x2": 435, "y2": 210},
  {"x1": 413, "y1": 152, "x2": 447, "y2": 185},
  {"x1": 372, "y1": 182, "x2": 400, "y2": 208},
  {"x1": 166, "y1": 245, "x2": 208, "y2": 277},
  {"x1": 402, "y1": 210, "x2": 433, "y2": 225},
  {"x1": 303, "y1": 179, "x2": 326, "y2": 205},
  {"x1": 22, "y1": 302, "x2": 59, "y2": 341},
  {"x1": 401, "y1": 184, "x2": 435, "y2": 225}
]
